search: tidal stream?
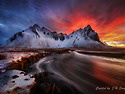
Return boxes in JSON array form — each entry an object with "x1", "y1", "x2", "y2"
[{"x1": 30, "y1": 51, "x2": 125, "y2": 94}]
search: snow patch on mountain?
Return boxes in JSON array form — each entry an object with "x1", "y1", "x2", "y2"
[{"x1": 4, "y1": 24, "x2": 105, "y2": 48}]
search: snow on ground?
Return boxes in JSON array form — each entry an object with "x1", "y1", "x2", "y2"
[
  {"x1": 0, "y1": 70, "x2": 35, "y2": 94},
  {"x1": 0, "y1": 52, "x2": 37, "y2": 73}
]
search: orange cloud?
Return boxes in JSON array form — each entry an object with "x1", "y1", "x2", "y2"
[{"x1": 44, "y1": 0, "x2": 125, "y2": 48}]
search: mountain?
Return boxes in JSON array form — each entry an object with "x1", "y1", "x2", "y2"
[{"x1": 4, "y1": 24, "x2": 105, "y2": 48}]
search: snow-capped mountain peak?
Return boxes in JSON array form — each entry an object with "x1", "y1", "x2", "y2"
[
  {"x1": 32, "y1": 24, "x2": 40, "y2": 28},
  {"x1": 4, "y1": 24, "x2": 105, "y2": 48}
]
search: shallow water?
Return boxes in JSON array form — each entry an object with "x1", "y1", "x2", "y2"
[
  {"x1": 0, "y1": 48, "x2": 125, "y2": 94},
  {"x1": 31, "y1": 51, "x2": 125, "y2": 94}
]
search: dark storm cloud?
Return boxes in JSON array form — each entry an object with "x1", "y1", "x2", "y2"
[{"x1": 0, "y1": 0, "x2": 125, "y2": 44}]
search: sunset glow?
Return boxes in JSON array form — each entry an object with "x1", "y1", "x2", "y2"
[
  {"x1": 0, "y1": 0, "x2": 125, "y2": 47},
  {"x1": 53, "y1": 15, "x2": 125, "y2": 47}
]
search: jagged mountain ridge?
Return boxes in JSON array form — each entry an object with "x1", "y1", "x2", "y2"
[{"x1": 5, "y1": 24, "x2": 104, "y2": 48}]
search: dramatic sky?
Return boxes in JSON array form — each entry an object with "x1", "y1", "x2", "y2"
[{"x1": 0, "y1": 0, "x2": 125, "y2": 47}]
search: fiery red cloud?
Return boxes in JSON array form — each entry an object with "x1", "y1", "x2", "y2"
[
  {"x1": 46, "y1": 0, "x2": 125, "y2": 47},
  {"x1": 51, "y1": 13, "x2": 125, "y2": 44},
  {"x1": 0, "y1": 0, "x2": 125, "y2": 47}
]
